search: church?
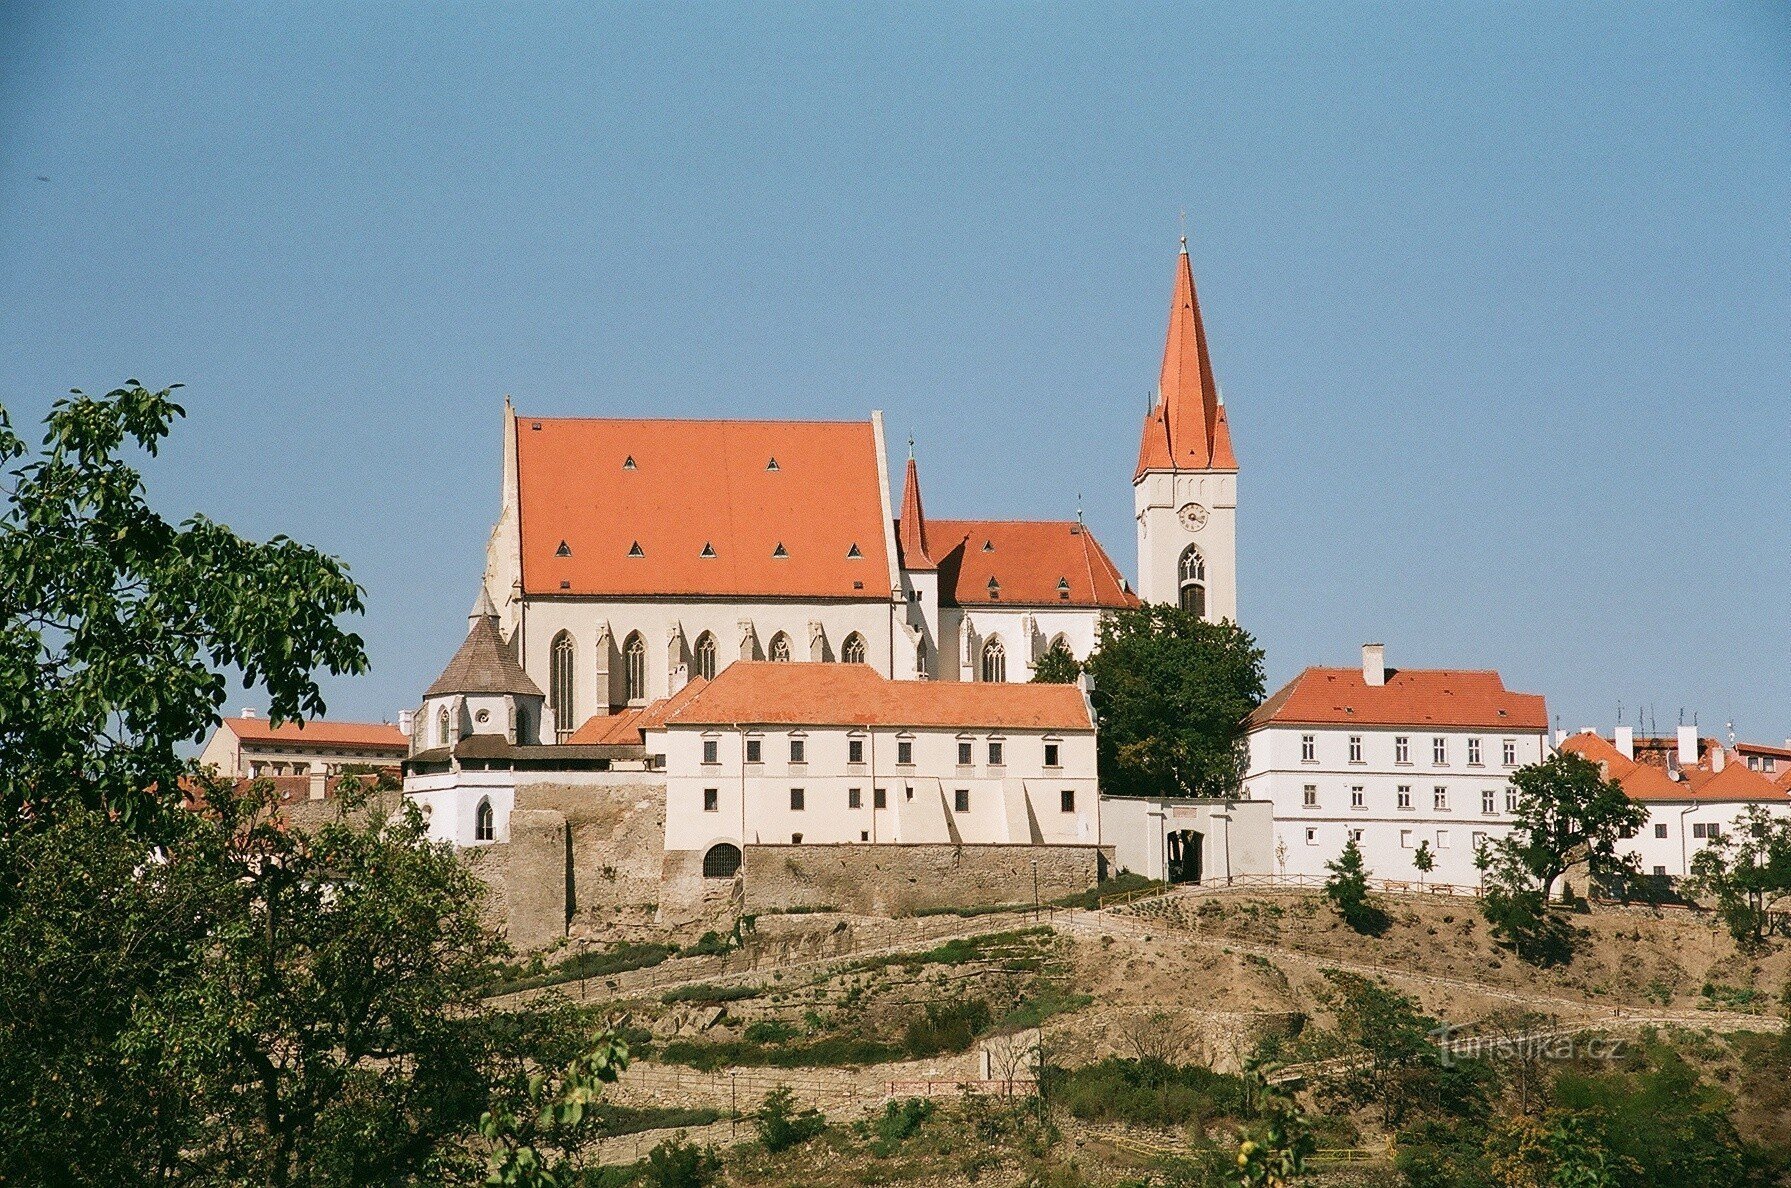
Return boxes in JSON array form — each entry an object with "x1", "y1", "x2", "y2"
[{"x1": 444, "y1": 239, "x2": 1240, "y2": 749}]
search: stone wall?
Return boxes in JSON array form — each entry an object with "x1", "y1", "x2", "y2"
[{"x1": 740, "y1": 843, "x2": 1111, "y2": 916}]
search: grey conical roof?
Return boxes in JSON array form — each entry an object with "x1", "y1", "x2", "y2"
[{"x1": 424, "y1": 610, "x2": 542, "y2": 699}]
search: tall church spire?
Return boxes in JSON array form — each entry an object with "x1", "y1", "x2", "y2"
[
  {"x1": 897, "y1": 455, "x2": 936, "y2": 570},
  {"x1": 1135, "y1": 241, "x2": 1237, "y2": 478}
]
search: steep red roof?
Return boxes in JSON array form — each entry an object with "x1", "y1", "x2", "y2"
[
  {"x1": 896, "y1": 456, "x2": 937, "y2": 571},
  {"x1": 1555, "y1": 731, "x2": 1636, "y2": 777},
  {"x1": 1249, "y1": 667, "x2": 1547, "y2": 731},
  {"x1": 567, "y1": 677, "x2": 711, "y2": 746},
  {"x1": 1135, "y1": 244, "x2": 1237, "y2": 480},
  {"x1": 516, "y1": 417, "x2": 894, "y2": 599},
  {"x1": 222, "y1": 717, "x2": 408, "y2": 749},
  {"x1": 931, "y1": 519, "x2": 1137, "y2": 609},
  {"x1": 655, "y1": 661, "x2": 1092, "y2": 731},
  {"x1": 1556, "y1": 730, "x2": 1789, "y2": 804}
]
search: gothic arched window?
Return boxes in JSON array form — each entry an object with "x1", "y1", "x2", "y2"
[
  {"x1": 694, "y1": 631, "x2": 718, "y2": 681},
  {"x1": 915, "y1": 638, "x2": 928, "y2": 678},
  {"x1": 1178, "y1": 546, "x2": 1207, "y2": 618},
  {"x1": 437, "y1": 705, "x2": 452, "y2": 748},
  {"x1": 981, "y1": 636, "x2": 1007, "y2": 683},
  {"x1": 549, "y1": 631, "x2": 575, "y2": 740},
  {"x1": 702, "y1": 842, "x2": 742, "y2": 879},
  {"x1": 623, "y1": 632, "x2": 646, "y2": 702},
  {"x1": 475, "y1": 797, "x2": 495, "y2": 842},
  {"x1": 769, "y1": 632, "x2": 793, "y2": 662},
  {"x1": 841, "y1": 632, "x2": 867, "y2": 664}
]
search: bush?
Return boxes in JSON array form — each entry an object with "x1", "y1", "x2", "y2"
[
  {"x1": 872, "y1": 1098, "x2": 934, "y2": 1153},
  {"x1": 593, "y1": 1104, "x2": 723, "y2": 1138},
  {"x1": 742, "y1": 1019, "x2": 796, "y2": 1044},
  {"x1": 679, "y1": 930, "x2": 733, "y2": 958},
  {"x1": 642, "y1": 1136, "x2": 722, "y2": 1188},
  {"x1": 903, "y1": 998, "x2": 992, "y2": 1058},
  {"x1": 1044, "y1": 1058, "x2": 1251, "y2": 1129},
  {"x1": 755, "y1": 1085, "x2": 825, "y2": 1153},
  {"x1": 659, "y1": 1035, "x2": 903, "y2": 1071},
  {"x1": 489, "y1": 942, "x2": 676, "y2": 994},
  {"x1": 661, "y1": 983, "x2": 760, "y2": 1005}
]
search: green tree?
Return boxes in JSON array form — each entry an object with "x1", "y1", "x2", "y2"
[
  {"x1": 1085, "y1": 604, "x2": 1265, "y2": 799},
  {"x1": 1412, "y1": 839, "x2": 1435, "y2": 885},
  {"x1": 481, "y1": 1035, "x2": 632, "y2": 1187},
  {"x1": 1476, "y1": 840, "x2": 1576, "y2": 967},
  {"x1": 1324, "y1": 837, "x2": 1388, "y2": 935},
  {"x1": 0, "y1": 383, "x2": 366, "y2": 838},
  {"x1": 1310, "y1": 970, "x2": 1460, "y2": 1127},
  {"x1": 1231, "y1": 1060, "x2": 1315, "y2": 1188},
  {"x1": 1029, "y1": 641, "x2": 1081, "y2": 684},
  {"x1": 1686, "y1": 805, "x2": 1791, "y2": 947},
  {"x1": 754, "y1": 1085, "x2": 825, "y2": 1153},
  {"x1": 1484, "y1": 754, "x2": 1647, "y2": 905}
]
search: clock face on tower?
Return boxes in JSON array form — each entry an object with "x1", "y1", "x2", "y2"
[{"x1": 1177, "y1": 502, "x2": 1209, "y2": 531}]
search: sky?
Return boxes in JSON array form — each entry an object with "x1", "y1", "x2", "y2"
[{"x1": 2, "y1": 3, "x2": 1787, "y2": 741}]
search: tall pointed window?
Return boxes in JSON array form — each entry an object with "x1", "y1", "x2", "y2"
[
  {"x1": 549, "y1": 631, "x2": 574, "y2": 741},
  {"x1": 437, "y1": 705, "x2": 452, "y2": 748},
  {"x1": 694, "y1": 631, "x2": 718, "y2": 681},
  {"x1": 841, "y1": 632, "x2": 867, "y2": 664},
  {"x1": 1178, "y1": 546, "x2": 1207, "y2": 617},
  {"x1": 623, "y1": 632, "x2": 646, "y2": 702},
  {"x1": 768, "y1": 632, "x2": 793, "y2": 662},
  {"x1": 980, "y1": 636, "x2": 1007, "y2": 683},
  {"x1": 475, "y1": 797, "x2": 495, "y2": 842}
]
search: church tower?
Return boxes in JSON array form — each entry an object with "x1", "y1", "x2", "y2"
[{"x1": 1133, "y1": 239, "x2": 1239, "y2": 621}]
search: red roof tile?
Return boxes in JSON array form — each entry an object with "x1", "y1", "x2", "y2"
[
  {"x1": 223, "y1": 717, "x2": 409, "y2": 749},
  {"x1": 1135, "y1": 245, "x2": 1237, "y2": 480},
  {"x1": 516, "y1": 417, "x2": 894, "y2": 599},
  {"x1": 896, "y1": 456, "x2": 937, "y2": 571},
  {"x1": 1557, "y1": 731, "x2": 1789, "y2": 804},
  {"x1": 655, "y1": 661, "x2": 1092, "y2": 731},
  {"x1": 1248, "y1": 667, "x2": 1547, "y2": 731},
  {"x1": 931, "y1": 519, "x2": 1137, "y2": 609}
]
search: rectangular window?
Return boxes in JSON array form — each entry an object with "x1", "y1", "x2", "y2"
[
  {"x1": 1482, "y1": 789, "x2": 1496, "y2": 814},
  {"x1": 1468, "y1": 738, "x2": 1483, "y2": 765},
  {"x1": 1395, "y1": 736, "x2": 1410, "y2": 764},
  {"x1": 1060, "y1": 789, "x2": 1075, "y2": 813},
  {"x1": 789, "y1": 738, "x2": 805, "y2": 764},
  {"x1": 1397, "y1": 785, "x2": 1412, "y2": 810},
  {"x1": 702, "y1": 739, "x2": 719, "y2": 765},
  {"x1": 848, "y1": 787, "x2": 862, "y2": 809},
  {"x1": 1301, "y1": 734, "x2": 1316, "y2": 762},
  {"x1": 874, "y1": 787, "x2": 887, "y2": 809},
  {"x1": 848, "y1": 738, "x2": 864, "y2": 764},
  {"x1": 1305, "y1": 827, "x2": 1318, "y2": 845},
  {"x1": 1350, "y1": 828, "x2": 1364, "y2": 843},
  {"x1": 1693, "y1": 822, "x2": 1719, "y2": 840},
  {"x1": 1303, "y1": 784, "x2": 1318, "y2": 808},
  {"x1": 1433, "y1": 786, "x2": 1449, "y2": 811},
  {"x1": 791, "y1": 832, "x2": 802, "y2": 844},
  {"x1": 957, "y1": 741, "x2": 973, "y2": 766},
  {"x1": 897, "y1": 740, "x2": 914, "y2": 765},
  {"x1": 988, "y1": 741, "x2": 1004, "y2": 766},
  {"x1": 703, "y1": 788, "x2": 719, "y2": 812},
  {"x1": 789, "y1": 788, "x2": 804, "y2": 811},
  {"x1": 1472, "y1": 831, "x2": 1487, "y2": 851},
  {"x1": 1348, "y1": 735, "x2": 1363, "y2": 763},
  {"x1": 954, "y1": 788, "x2": 970, "y2": 813},
  {"x1": 1044, "y1": 742, "x2": 1060, "y2": 768},
  {"x1": 1505, "y1": 788, "x2": 1519, "y2": 813},
  {"x1": 1433, "y1": 737, "x2": 1447, "y2": 765},
  {"x1": 1654, "y1": 865, "x2": 1667, "y2": 876},
  {"x1": 1502, "y1": 739, "x2": 1517, "y2": 766},
  {"x1": 1400, "y1": 829, "x2": 1413, "y2": 849},
  {"x1": 745, "y1": 739, "x2": 762, "y2": 764},
  {"x1": 861, "y1": 830, "x2": 870, "y2": 841},
  {"x1": 1351, "y1": 786, "x2": 1365, "y2": 809},
  {"x1": 1654, "y1": 822, "x2": 1667, "y2": 839},
  {"x1": 1437, "y1": 829, "x2": 1451, "y2": 848}
]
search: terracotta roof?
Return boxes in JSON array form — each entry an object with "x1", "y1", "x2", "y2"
[
  {"x1": 653, "y1": 661, "x2": 1093, "y2": 731},
  {"x1": 424, "y1": 613, "x2": 543, "y2": 699},
  {"x1": 1556, "y1": 731, "x2": 1789, "y2": 804},
  {"x1": 1555, "y1": 731, "x2": 1636, "y2": 777},
  {"x1": 1135, "y1": 245, "x2": 1237, "y2": 479},
  {"x1": 567, "y1": 677, "x2": 711, "y2": 746},
  {"x1": 1248, "y1": 667, "x2": 1547, "y2": 731},
  {"x1": 222, "y1": 717, "x2": 409, "y2": 749},
  {"x1": 931, "y1": 519, "x2": 1137, "y2": 609},
  {"x1": 515, "y1": 416, "x2": 894, "y2": 599},
  {"x1": 896, "y1": 456, "x2": 937, "y2": 571}
]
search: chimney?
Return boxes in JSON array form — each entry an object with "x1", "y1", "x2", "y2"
[
  {"x1": 308, "y1": 771, "x2": 326, "y2": 801},
  {"x1": 1614, "y1": 726, "x2": 1634, "y2": 760},
  {"x1": 1676, "y1": 724, "x2": 1698, "y2": 770},
  {"x1": 1711, "y1": 744, "x2": 1726, "y2": 773},
  {"x1": 242, "y1": 707, "x2": 258, "y2": 719},
  {"x1": 397, "y1": 709, "x2": 416, "y2": 736},
  {"x1": 1362, "y1": 643, "x2": 1386, "y2": 687}
]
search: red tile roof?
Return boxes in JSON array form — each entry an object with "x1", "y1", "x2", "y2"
[
  {"x1": 652, "y1": 661, "x2": 1092, "y2": 731},
  {"x1": 1556, "y1": 731, "x2": 1789, "y2": 804},
  {"x1": 516, "y1": 417, "x2": 894, "y2": 599},
  {"x1": 568, "y1": 677, "x2": 712, "y2": 746},
  {"x1": 896, "y1": 456, "x2": 937, "y2": 571},
  {"x1": 1248, "y1": 667, "x2": 1547, "y2": 731},
  {"x1": 1135, "y1": 245, "x2": 1237, "y2": 479},
  {"x1": 222, "y1": 717, "x2": 409, "y2": 749},
  {"x1": 930, "y1": 519, "x2": 1137, "y2": 610}
]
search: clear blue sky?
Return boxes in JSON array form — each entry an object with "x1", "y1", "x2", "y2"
[{"x1": 3, "y1": 4, "x2": 1787, "y2": 741}]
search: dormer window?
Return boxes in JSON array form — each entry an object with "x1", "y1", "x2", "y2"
[
  {"x1": 982, "y1": 539, "x2": 994, "y2": 552},
  {"x1": 772, "y1": 543, "x2": 788, "y2": 559},
  {"x1": 1057, "y1": 577, "x2": 1071, "y2": 600},
  {"x1": 766, "y1": 457, "x2": 780, "y2": 471},
  {"x1": 555, "y1": 541, "x2": 572, "y2": 557},
  {"x1": 987, "y1": 576, "x2": 1000, "y2": 600},
  {"x1": 622, "y1": 455, "x2": 637, "y2": 470},
  {"x1": 846, "y1": 543, "x2": 862, "y2": 559},
  {"x1": 700, "y1": 542, "x2": 716, "y2": 558},
  {"x1": 628, "y1": 541, "x2": 645, "y2": 558}
]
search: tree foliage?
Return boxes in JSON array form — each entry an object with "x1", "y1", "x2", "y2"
[
  {"x1": 0, "y1": 384, "x2": 367, "y2": 838},
  {"x1": 1085, "y1": 604, "x2": 1265, "y2": 799},
  {"x1": 1686, "y1": 805, "x2": 1791, "y2": 947},
  {"x1": 1029, "y1": 641, "x2": 1082, "y2": 685},
  {"x1": 1483, "y1": 753, "x2": 1647, "y2": 905},
  {"x1": 1307, "y1": 971, "x2": 1476, "y2": 1127},
  {"x1": 1324, "y1": 837, "x2": 1388, "y2": 935}
]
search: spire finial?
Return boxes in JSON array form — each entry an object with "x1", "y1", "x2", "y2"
[
  {"x1": 1179, "y1": 209, "x2": 1188, "y2": 253},
  {"x1": 907, "y1": 433, "x2": 915, "y2": 460}
]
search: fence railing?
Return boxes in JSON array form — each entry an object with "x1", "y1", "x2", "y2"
[
  {"x1": 1116, "y1": 872, "x2": 1486, "y2": 902},
  {"x1": 885, "y1": 1078, "x2": 1037, "y2": 1099}
]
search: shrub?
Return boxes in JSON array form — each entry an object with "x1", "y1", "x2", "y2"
[
  {"x1": 755, "y1": 1085, "x2": 825, "y2": 1153},
  {"x1": 642, "y1": 1135, "x2": 722, "y2": 1188},
  {"x1": 679, "y1": 931, "x2": 733, "y2": 958},
  {"x1": 903, "y1": 998, "x2": 992, "y2": 1058},
  {"x1": 658, "y1": 1035, "x2": 903, "y2": 1071},
  {"x1": 873, "y1": 1098, "x2": 934, "y2": 1153},
  {"x1": 743, "y1": 1019, "x2": 796, "y2": 1044},
  {"x1": 489, "y1": 942, "x2": 676, "y2": 994},
  {"x1": 1044, "y1": 1058, "x2": 1251, "y2": 1129},
  {"x1": 594, "y1": 1104, "x2": 723, "y2": 1138},
  {"x1": 1324, "y1": 839, "x2": 1389, "y2": 936},
  {"x1": 661, "y1": 983, "x2": 760, "y2": 1005}
]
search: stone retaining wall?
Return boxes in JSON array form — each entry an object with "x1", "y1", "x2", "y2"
[{"x1": 741, "y1": 843, "x2": 1111, "y2": 916}]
